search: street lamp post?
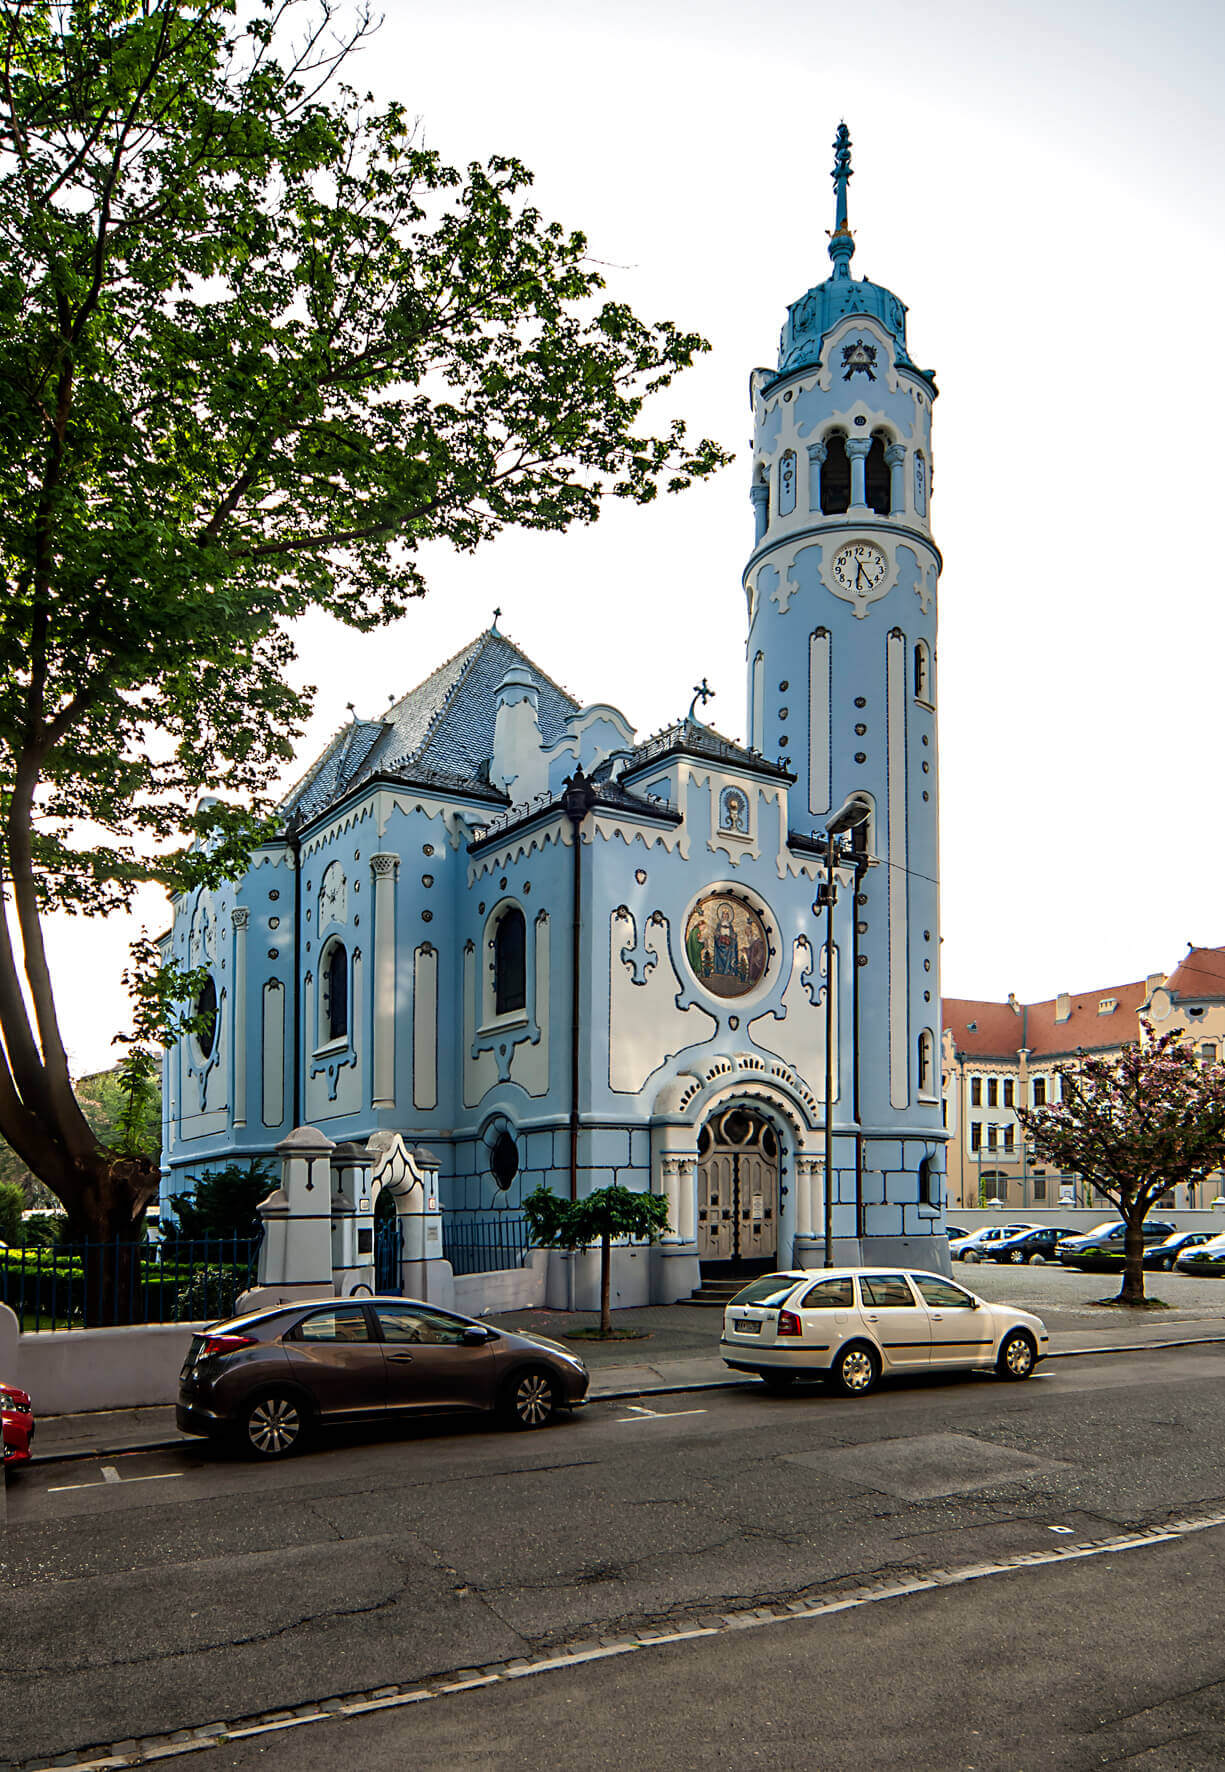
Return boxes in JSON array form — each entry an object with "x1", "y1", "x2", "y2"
[{"x1": 817, "y1": 800, "x2": 872, "y2": 1267}]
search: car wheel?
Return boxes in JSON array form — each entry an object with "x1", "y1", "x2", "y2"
[
  {"x1": 828, "y1": 1343, "x2": 879, "y2": 1398},
  {"x1": 1009, "y1": 1249, "x2": 1024, "y2": 1264},
  {"x1": 963, "y1": 1250, "x2": 978, "y2": 1264},
  {"x1": 760, "y1": 1370, "x2": 798, "y2": 1393},
  {"x1": 242, "y1": 1390, "x2": 309, "y2": 1460},
  {"x1": 1162, "y1": 1256, "x2": 1174, "y2": 1272},
  {"x1": 501, "y1": 1368, "x2": 557, "y2": 1430},
  {"x1": 996, "y1": 1330, "x2": 1036, "y2": 1382}
]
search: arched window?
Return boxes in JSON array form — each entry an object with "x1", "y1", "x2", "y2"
[
  {"x1": 917, "y1": 1029, "x2": 936, "y2": 1096},
  {"x1": 321, "y1": 939, "x2": 348, "y2": 1042},
  {"x1": 819, "y1": 431, "x2": 850, "y2": 514},
  {"x1": 913, "y1": 640, "x2": 932, "y2": 704},
  {"x1": 493, "y1": 908, "x2": 527, "y2": 1016},
  {"x1": 194, "y1": 976, "x2": 217, "y2": 1060},
  {"x1": 866, "y1": 430, "x2": 891, "y2": 515}
]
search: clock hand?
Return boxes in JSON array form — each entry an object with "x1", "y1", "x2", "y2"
[{"x1": 855, "y1": 562, "x2": 868, "y2": 589}]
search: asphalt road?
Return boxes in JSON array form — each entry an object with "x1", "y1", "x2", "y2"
[{"x1": 8, "y1": 1341, "x2": 1225, "y2": 1768}]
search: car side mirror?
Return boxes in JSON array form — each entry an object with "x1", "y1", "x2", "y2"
[{"x1": 462, "y1": 1325, "x2": 492, "y2": 1346}]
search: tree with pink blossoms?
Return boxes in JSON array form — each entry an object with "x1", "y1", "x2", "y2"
[{"x1": 1019, "y1": 1022, "x2": 1225, "y2": 1305}]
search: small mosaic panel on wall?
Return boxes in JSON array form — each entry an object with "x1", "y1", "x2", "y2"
[{"x1": 684, "y1": 893, "x2": 769, "y2": 998}]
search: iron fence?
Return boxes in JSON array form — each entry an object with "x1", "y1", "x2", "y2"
[
  {"x1": 0, "y1": 1235, "x2": 262, "y2": 1332},
  {"x1": 442, "y1": 1214, "x2": 532, "y2": 1278}
]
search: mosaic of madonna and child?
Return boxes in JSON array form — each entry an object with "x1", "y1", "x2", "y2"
[{"x1": 684, "y1": 894, "x2": 769, "y2": 999}]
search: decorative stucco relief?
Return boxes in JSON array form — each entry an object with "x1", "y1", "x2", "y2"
[{"x1": 609, "y1": 911, "x2": 716, "y2": 1095}]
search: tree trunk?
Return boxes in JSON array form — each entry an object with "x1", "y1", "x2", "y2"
[
  {"x1": 67, "y1": 1148, "x2": 159, "y2": 1325},
  {"x1": 1118, "y1": 1210, "x2": 1147, "y2": 1306},
  {"x1": 600, "y1": 1230, "x2": 612, "y2": 1335}
]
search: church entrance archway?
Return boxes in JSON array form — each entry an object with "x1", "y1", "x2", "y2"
[{"x1": 696, "y1": 1106, "x2": 779, "y2": 1273}]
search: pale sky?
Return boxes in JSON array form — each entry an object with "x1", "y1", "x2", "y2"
[{"x1": 42, "y1": 0, "x2": 1225, "y2": 1076}]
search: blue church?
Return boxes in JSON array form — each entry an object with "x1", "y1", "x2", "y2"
[{"x1": 161, "y1": 127, "x2": 951, "y2": 1306}]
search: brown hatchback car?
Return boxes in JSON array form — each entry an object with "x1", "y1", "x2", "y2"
[{"x1": 177, "y1": 1297, "x2": 589, "y2": 1458}]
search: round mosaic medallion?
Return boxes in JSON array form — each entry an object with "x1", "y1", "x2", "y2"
[{"x1": 684, "y1": 894, "x2": 769, "y2": 999}]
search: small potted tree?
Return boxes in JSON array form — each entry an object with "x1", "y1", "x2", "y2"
[{"x1": 523, "y1": 1184, "x2": 670, "y2": 1336}]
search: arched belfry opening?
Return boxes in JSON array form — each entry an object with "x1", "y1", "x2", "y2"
[
  {"x1": 819, "y1": 431, "x2": 851, "y2": 514},
  {"x1": 696, "y1": 1105, "x2": 780, "y2": 1273},
  {"x1": 866, "y1": 430, "x2": 891, "y2": 514}
]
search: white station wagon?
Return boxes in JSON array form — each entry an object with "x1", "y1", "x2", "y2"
[{"x1": 720, "y1": 1267, "x2": 1049, "y2": 1397}]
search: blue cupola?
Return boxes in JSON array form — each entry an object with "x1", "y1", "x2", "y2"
[{"x1": 775, "y1": 125, "x2": 933, "y2": 386}]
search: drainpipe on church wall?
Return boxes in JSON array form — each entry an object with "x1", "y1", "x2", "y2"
[
  {"x1": 286, "y1": 816, "x2": 302, "y2": 1130},
  {"x1": 563, "y1": 770, "x2": 597, "y2": 1202}
]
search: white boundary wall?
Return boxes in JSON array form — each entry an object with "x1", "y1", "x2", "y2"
[{"x1": 0, "y1": 1306, "x2": 207, "y2": 1416}]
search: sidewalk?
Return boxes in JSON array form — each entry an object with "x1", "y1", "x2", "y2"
[{"x1": 22, "y1": 1302, "x2": 1225, "y2": 1467}]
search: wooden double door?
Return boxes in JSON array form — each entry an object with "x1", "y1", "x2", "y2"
[{"x1": 696, "y1": 1107, "x2": 779, "y2": 1267}]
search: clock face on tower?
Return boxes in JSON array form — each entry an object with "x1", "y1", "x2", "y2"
[{"x1": 831, "y1": 540, "x2": 889, "y2": 596}]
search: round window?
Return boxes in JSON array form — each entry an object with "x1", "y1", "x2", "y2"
[
  {"x1": 491, "y1": 1131, "x2": 519, "y2": 1191},
  {"x1": 194, "y1": 976, "x2": 217, "y2": 1060},
  {"x1": 683, "y1": 893, "x2": 770, "y2": 998}
]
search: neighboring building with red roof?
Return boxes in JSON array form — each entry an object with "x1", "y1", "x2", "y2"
[{"x1": 942, "y1": 948, "x2": 1225, "y2": 1210}]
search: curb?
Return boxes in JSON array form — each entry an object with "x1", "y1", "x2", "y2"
[{"x1": 22, "y1": 1334, "x2": 1225, "y2": 1469}]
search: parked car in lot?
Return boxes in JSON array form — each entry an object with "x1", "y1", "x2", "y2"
[
  {"x1": 1144, "y1": 1230, "x2": 1215, "y2": 1271},
  {"x1": 1174, "y1": 1235, "x2": 1225, "y2": 1276},
  {"x1": 984, "y1": 1225, "x2": 1074, "y2": 1265},
  {"x1": 1, "y1": 1379, "x2": 34, "y2": 1470},
  {"x1": 177, "y1": 1297, "x2": 590, "y2": 1458},
  {"x1": 944, "y1": 1225, "x2": 969, "y2": 1242},
  {"x1": 719, "y1": 1267, "x2": 1049, "y2": 1396},
  {"x1": 949, "y1": 1224, "x2": 1039, "y2": 1263},
  {"x1": 1056, "y1": 1220, "x2": 1178, "y2": 1270}
]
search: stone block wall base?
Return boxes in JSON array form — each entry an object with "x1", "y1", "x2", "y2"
[
  {"x1": 650, "y1": 1245, "x2": 701, "y2": 1303},
  {"x1": 544, "y1": 1246, "x2": 652, "y2": 1312}
]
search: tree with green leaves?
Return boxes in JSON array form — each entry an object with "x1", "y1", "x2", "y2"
[
  {"x1": 1019, "y1": 1023, "x2": 1225, "y2": 1305},
  {"x1": 0, "y1": 0, "x2": 728, "y2": 1253},
  {"x1": 165, "y1": 1159, "x2": 274, "y2": 1241},
  {"x1": 523, "y1": 1183, "x2": 671, "y2": 1335},
  {"x1": 0, "y1": 1178, "x2": 23, "y2": 1243}
]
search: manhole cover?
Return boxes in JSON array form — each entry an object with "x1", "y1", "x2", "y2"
[{"x1": 783, "y1": 1432, "x2": 1067, "y2": 1500}]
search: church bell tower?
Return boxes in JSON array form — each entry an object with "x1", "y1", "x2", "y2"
[{"x1": 744, "y1": 124, "x2": 945, "y2": 1231}]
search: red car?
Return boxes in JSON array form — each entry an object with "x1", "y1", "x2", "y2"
[{"x1": 1, "y1": 1380, "x2": 34, "y2": 1470}]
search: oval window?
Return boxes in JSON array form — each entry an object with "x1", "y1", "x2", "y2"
[
  {"x1": 491, "y1": 1131, "x2": 519, "y2": 1191},
  {"x1": 195, "y1": 976, "x2": 217, "y2": 1060}
]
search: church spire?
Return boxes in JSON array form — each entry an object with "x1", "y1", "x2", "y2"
[{"x1": 828, "y1": 121, "x2": 855, "y2": 280}]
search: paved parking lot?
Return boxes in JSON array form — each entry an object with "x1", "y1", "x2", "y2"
[{"x1": 955, "y1": 1252, "x2": 1225, "y2": 1324}]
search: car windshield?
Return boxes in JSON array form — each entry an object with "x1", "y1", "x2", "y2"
[
  {"x1": 1086, "y1": 1222, "x2": 1123, "y2": 1236},
  {"x1": 729, "y1": 1275, "x2": 801, "y2": 1308}
]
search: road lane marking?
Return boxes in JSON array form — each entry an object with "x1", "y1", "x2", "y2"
[
  {"x1": 48, "y1": 1470, "x2": 184, "y2": 1494},
  {"x1": 27, "y1": 1506, "x2": 1225, "y2": 1771},
  {"x1": 615, "y1": 1402, "x2": 708, "y2": 1422}
]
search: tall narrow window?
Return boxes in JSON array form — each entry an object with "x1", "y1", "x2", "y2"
[
  {"x1": 494, "y1": 908, "x2": 527, "y2": 1015},
  {"x1": 322, "y1": 940, "x2": 348, "y2": 1042},
  {"x1": 819, "y1": 431, "x2": 850, "y2": 514},
  {"x1": 913, "y1": 640, "x2": 932, "y2": 703},
  {"x1": 917, "y1": 1029, "x2": 935, "y2": 1095},
  {"x1": 865, "y1": 431, "x2": 891, "y2": 514},
  {"x1": 987, "y1": 1078, "x2": 998, "y2": 1107},
  {"x1": 1033, "y1": 1077, "x2": 1047, "y2": 1107}
]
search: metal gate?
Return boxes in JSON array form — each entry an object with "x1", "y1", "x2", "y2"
[
  {"x1": 696, "y1": 1107, "x2": 779, "y2": 1266},
  {"x1": 374, "y1": 1216, "x2": 403, "y2": 1293}
]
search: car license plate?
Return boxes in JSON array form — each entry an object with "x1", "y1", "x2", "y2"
[{"x1": 734, "y1": 1319, "x2": 762, "y2": 1334}]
